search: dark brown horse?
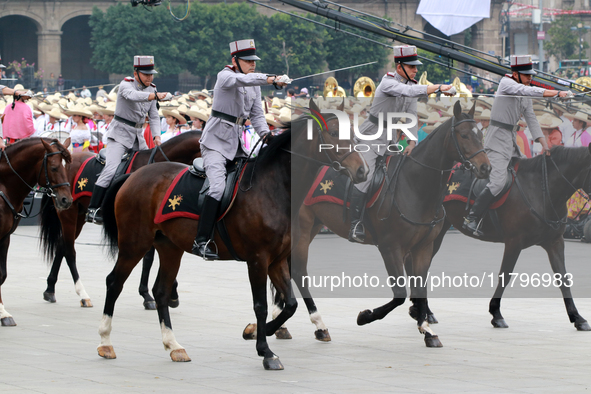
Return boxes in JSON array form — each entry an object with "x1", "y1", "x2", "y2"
[
  {"x1": 97, "y1": 100, "x2": 367, "y2": 369},
  {"x1": 39, "y1": 131, "x2": 202, "y2": 308},
  {"x1": 282, "y1": 102, "x2": 490, "y2": 347},
  {"x1": 413, "y1": 144, "x2": 591, "y2": 331},
  {"x1": 0, "y1": 138, "x2": 73, "y2": 326}
]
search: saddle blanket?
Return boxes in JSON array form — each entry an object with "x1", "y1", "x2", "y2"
[
  {"x1": 154, "y1": 166, "x2": 246, "y2": 224},
  {"x1": 72, "y1": 153, "x2": 138, "y2": 201},
  {"x1": 443, "y1": 162, "x2": 517, "y2": 209}
]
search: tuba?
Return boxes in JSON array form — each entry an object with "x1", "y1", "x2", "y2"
[
  {"x1": 419, "y1": 71, "x2": 436, "y2": 98},
  {"x1": 324, "y1": 76, "x2": 346, "y2": 97},
  {"x1": 574, "y1": 76, "x2": 591, "y2": 93},
  {"x1": 452, "y1": 77, "x2": 473, "y2": 98},
  {"x1": 353, "y1": 76, "x2": 375, "y2": 98}
]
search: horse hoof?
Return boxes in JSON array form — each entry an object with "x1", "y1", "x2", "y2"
[
  {"x1": 1, "y1": 317, "x2": 16, "y2": 326},
  {"x1": 143, "y1": 300, "x2": 157, "y2": 310},
  {"x1": 263, "y1": 356, "x2": 284, "y2": 370},
  {"x1": 43, "y1": 291, "x2": 56, "y2": 303},
  {"x1": 243, "y1": 323, "x2": 257, "y2": 340},
  {"x1": 575, "y1": 321, "x2": 591, "y2": 331},
  {"x1": 97, "y1": 345, "x2": 116, "y2": 359},
  {"x1": 80, "y1": 299, "x2": 93, "y2": 308},
  {"x1": 170, "y1": 349, "x2": 191, "y2": 362},
  {"x1": 357, "y1": 309, "x2": 373, "y2": 326},
  {"x1": 275, "y1": 327, "x2": 292, "y2": 339},
  {"x1": 168, "y1": 299, "x2": 180, "y2": 309},
  {"x1": 427, "y1": 314, "x2": 439, "y2": 324},
  {"x1": 491, "y1": 318, "x2": 509, "y2": 328},
  {"x1": 314, "y1": 329, "x2": 331, "y2": 342},
  {"x1": 424, "y1": 334, "x2": 443, "y2": 348}
]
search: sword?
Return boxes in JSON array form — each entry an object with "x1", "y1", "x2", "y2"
[{"x1": 290, "y1": 61, "x2": 378, "y2": 82}]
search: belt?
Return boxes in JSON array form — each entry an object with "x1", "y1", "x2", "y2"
[
  {"x1": 211, "y1": 110, "x2": 247, "y2": 126},
  {"x1": 490, "y1": 119, "x2": 519, "y2": 132},
  {"x1": 114, "y1": 115, "x2": 143, "y2": 129}
]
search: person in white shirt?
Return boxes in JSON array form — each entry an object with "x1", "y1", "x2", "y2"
[{"x1": 80, "y1": 86, "x2": 91, "y2": 99}]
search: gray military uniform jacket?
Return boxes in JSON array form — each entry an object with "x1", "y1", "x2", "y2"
[
  {"x1": 109, "y1": 77, "x2": 161, "y2": 150},
  {"x1": 200, "y1": 65, "x2": 270, "y2": 160},
  {"x1": 485, "y1": 75, "x2": 545, "y2": 158},
  {"x1": 356, "y1": 72, "x2": 428, "y2": 153}
]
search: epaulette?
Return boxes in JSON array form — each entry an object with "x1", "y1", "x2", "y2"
[
  {"x1": 124, "y1": 77, "x2": 134, "y2": 82},
  {"x1": 150, "y1": 82, "x2": 156, "y2": 87},
  {"x1": 387, "y1": 72, "x2": 396, "y2": 78}
]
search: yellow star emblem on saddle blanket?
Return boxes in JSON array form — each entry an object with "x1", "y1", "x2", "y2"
[
  {"x1": 77, "y1": 178, "x2": 88, "y2": 190},
  {"x1": 319, "y1": 180, "x2": 334, "y2": 194},
  {"x1": 447, "y1": 182, "x2": 460, "y2": 194},
  {"x1": 168, "y1": 195, "x2": 183, "y2": 211}
]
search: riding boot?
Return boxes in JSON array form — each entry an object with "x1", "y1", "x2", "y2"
[
  {"x1": 191, "y1": 195, "x2": 221, "y2": 260},
  {"x1": 85, "y1": 186, "x2": 108, "y2": 225},
  {"x1": 463, "y1": 187, "x2": 495, "y2": 237},
  {"x1": 348, "y1": 188, "x2": 367, "y2": 243}
]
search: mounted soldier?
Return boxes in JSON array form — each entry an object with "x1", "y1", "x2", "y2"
[
  {"x1": 86, "y1": 55, "x2": 172, "y2": 224},
  {"x1": 348, "y1": 45, "x2": 456, "y2": 243},
  {"x1": 463, "y1": 55, "x2": 574, "y2": 236},
  {"x1": 192, "y1": 39, "x2": 290, "y2": 259}
]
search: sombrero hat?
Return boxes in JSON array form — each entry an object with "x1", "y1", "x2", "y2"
[
  {"x1": 185, "y1": 105, "x2": 209, "y2": 123},
  {"x1": 162, "y1": 108, "x2": 186, "y2": 124},
  {"x1": 474, "y1": 109, "x2": 491, "y2": 120},
  {"x1": 46, "y1": 107, "x2": 68, "y2": 121},
  {"x1": 279, "y1": 107, "x2": 291, "y2": 123},
  {"x1": 64, "y1": 105, "x2": 93, "y2": 118},
  {"x1": 422, "y1": 121, "x2": 442, "y2": 133},
  {"x1": 98, "y1": 103, "x2": 116, "y2": 116},
  {"x1": 537, "y1": 112, "x2": 563, "y2": 128},
  {"x1": 265, "y1": 113, "x2": 281, "y2": 127},
  {"x1": 564, "y1": 111, "x2": 591, "y2": 123}
]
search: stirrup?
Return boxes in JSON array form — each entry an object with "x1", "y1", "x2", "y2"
[
  {"x1": 349, "y1": 221, "x2": 365, "y2": 243},
  {"x1": 463, "y1": 216, "x2": 483, "y2": 237},
  {"x1": 86, "y1": 208, "x2": 103, "y2": 225},
  {"x1": 192, "y1": 239, "x2": 219, "y2": 260}
]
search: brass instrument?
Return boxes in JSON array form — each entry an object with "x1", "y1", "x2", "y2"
[
  {"x1": 353, "y1": 76, "x2": 375, "y2": 98},
  {"x1": 574, "y1": 77, "x2": 591, "y2": 93},
  {"x1": 452, "y1": 77, "x2": 473, "y2": 98},
  {"x1": 419, "y1": 71, "x2": 436, "y2": 98},
  {"x1": 323, "y1": 76, "x2": 346, "y2": 97}
]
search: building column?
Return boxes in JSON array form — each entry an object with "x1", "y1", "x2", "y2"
[{"x1": 37, "y1": 30, "x2": 62, "y2": 79}]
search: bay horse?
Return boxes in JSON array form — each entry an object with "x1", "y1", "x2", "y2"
[
  {"x1": 282, "y1": 102, "x2": 490, "y2": 347},
  {"x1": 39, "y1": 131, "x2": 202, "y2": 308},
  {"x1": 98, "y1": 99, "x2": 368, "y2": 369},
  {"x1": 0, "y1": 138, "x2": 73, "y2": 326},
  {"x1": 412, "y1": 144, "x2": 591, "y2": 331}
]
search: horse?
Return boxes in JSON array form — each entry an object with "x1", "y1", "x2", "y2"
[
  {"x1": 0, "y1": 138, "x2": 73, "y2": 326},
  {"x1": 39, "y1": 131, "x2": 202, "y2": 308},
  {"x1": 281, "y1": 101, "x2": 490, "y2": 347},
  {"x1": 410, "y1": 144, "x2": 591, "y2": 332},
  {"x1": 97, "y1": 99, "x2": 368, "y2": 369}
]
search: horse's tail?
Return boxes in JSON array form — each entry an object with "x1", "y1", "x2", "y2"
[
  {"x1": 102, "y1": 174, "x2": 131, "y2": 259},
  {"x1": 39, "y1": 193, "x2": 62, "y2": 264}
]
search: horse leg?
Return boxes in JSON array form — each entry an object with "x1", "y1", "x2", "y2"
[
  {"x1": 357, "y1": 244, "x2": 407, "y2": 325},
  {"x1": 245, "y1": 258, "x2": 284, "y2": 370},
  {"x1": 64, "y1": 215, "x2": 92, "y2": 308},
  {"x1": 169, "y1": 279, "x2": 180, "y2": 309},
  {"x1": 44, "y1": 245, "x2": 64, "y2": 303},
  {"x1": 152, "y1": 241, "x2": 190, "y2": 362},
  {"x1": 489, "y1": 241, "x2": 522, "y2": 328},
  {"x1": 271, "y1": 287, "x2": 292, "y2": 340},
  {"x1": 541, "y1": 236, "x2": 590, "y2": 331},
  {"x1": 0, "y1": 236, "x2": 15, "y2": 326},
  {"x1": 139, "y1": 247, "x2": 157, "y2": 310}
]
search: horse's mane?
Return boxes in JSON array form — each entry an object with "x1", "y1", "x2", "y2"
[
  {"x1": 3, "y1": 137, "x2": 71, "y2": 164},
  {"x1": 518, "y1": 145, "x2": 591, "y2": 173},
  {"x1": 162, "y1": 130, "x2": 201, "y2": 147},
  {"x1": 255, "y1": 125, "x2": 292, "y2": 166}
]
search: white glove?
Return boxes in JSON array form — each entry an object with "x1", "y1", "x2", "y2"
[
  {"x1": 564, "y1": 90, "x2": 575, "y2": 99},
  {"x1": 442, "y1": 86, "x2": 457, "y2": 96},
  {"x1": 276, "y1": 75, "x2": 292, "y2": 84},
  {"x1": 162, "y1": 92, "x2": 173, "y2": 101}
]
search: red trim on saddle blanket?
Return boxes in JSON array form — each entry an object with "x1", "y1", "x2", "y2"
[
  {"x1": 71, "y1": 156, "x2": 95, "y2": 201},
  {"x1": 153, "y1": 165, "x2": 248, "y2": 224},
  {"x1": 125, "y1": 152, "x2": 139, "y2": 174},
  {"x1": 443, "y1": 162, "x2": 519, "y2": 209}
]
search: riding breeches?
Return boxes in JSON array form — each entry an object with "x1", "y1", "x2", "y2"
[
  {"x1": 95, "y1": 138, "x2": 138, "y2": 188},
  {"x1": 353, "y1": 149, "x2": 379, "y2": 193},
  {"x1": 201, "y1": 146, "x2": 227, "y2": 201}
]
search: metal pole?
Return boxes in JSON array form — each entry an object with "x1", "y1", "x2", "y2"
[{"x1": 538, "y1": 0, "x2": 544, "y2": 72}]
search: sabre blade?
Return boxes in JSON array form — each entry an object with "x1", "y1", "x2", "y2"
[{"x1": 291, "y1": 61, "x2": 378, "y2": 82}]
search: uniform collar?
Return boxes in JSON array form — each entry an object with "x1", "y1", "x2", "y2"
[
  {"x1": 387, "y1": 71, "x2": 417, "y2": 84},
  {"x1": 225, "y1": 65, "x2": 237, "y2": 72}
]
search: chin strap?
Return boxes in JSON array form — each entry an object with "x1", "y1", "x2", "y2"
[
  {"x1": 233, "y1": 56, "x2": 245, "y2": 74},
  {"x1": 136, "y1": 69, "x2": 150, "y2": 88},
  {"x1": 399, "y1": 62, "x2": 412, "y2": 84}
]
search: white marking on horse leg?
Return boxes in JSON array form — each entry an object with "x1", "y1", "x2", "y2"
[
  {"x1": 310, "y1": 311, "x2": 327, "y2": 330},
  {"x1": 161, "y1": 322, "x2": 184, "y2": 352},
  {"x1": 0, "y1": 303, "x2": 12, "y2": 319},
  {"x1": 75, "y1": 279, "x2": 90, "y2": 300},
  {"x1": 98, "y1": 314, "x2": 113, "y2": 347},
  {"x1": 418, "y1": 320, "x2": 436, "y2": 336}
]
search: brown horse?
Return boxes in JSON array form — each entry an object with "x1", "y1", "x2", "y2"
[
  {"x1": 39, "y1": 131, "x2": 202, "y2": 308},
  {"x1": 412, "y1": 144, "x2": 591, "y2": 331},
  {"x1": 283, "y1": 102, "x2": 490, "y2": 347},
  {"x1": 0, "y1": 138, "x2": 73, "y2": 326},
  {"x1": 97, "y1": 100, "x2": 368, "y2": 369}
]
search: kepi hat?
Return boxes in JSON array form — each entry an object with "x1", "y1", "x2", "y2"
[
  {"x1": 511, "y1": 55, "x2": 536, "y2": 75},
  {"x1": 230, "y1": 39, "x2": 260, "y2": 61},
  {"x1": 134, "y1": 55, "x2": 158, "y2": 75},
  {"x1": 393, "y1": 45, "x2": 422, "y2": 66}
]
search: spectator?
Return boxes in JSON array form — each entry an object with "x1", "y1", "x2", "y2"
[
  {"x1": 80, "y1": 85, "x2": 91, "y2": 99},
  {"x1": 564, "y1": 111, "x2": 591, "y2": 147},
  {"x1": 96, "y1": 85, "x2": 107, "y2": 101},
  {"x1": 286, "y1": 88, "x2": 295, "y2": 99},
  {"x1": 2, "y1": 89, "x2": 36, "y2": 144},
  {"x1": 57, "y1": 74, "x2": 65, "y2": 92}
]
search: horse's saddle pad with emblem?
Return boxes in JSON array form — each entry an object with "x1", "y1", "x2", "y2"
[
  {"x1": 443, "y1": 161, "x2": 518, "y2": 209},
  {"x1": 72, "y1": 151, "x2": 138, "y2": 201},
  {"x1": 304, "y1": 156, "x2": 394, "y2": 208},
  {"x1": 154, "y1": 158, "x2": 247, "y2": 224}
]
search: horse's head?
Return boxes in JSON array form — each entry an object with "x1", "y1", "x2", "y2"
[
  {"x1": 40, "y1": 138, "x2": 73, "y2": 210},
  {"x1": 301, "y1": 99, "x2": 368, "y2": 183},
  {"x1": 449, "y1": 101, "x2": 491, "y2": 178}
]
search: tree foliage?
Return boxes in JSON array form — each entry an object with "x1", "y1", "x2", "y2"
[{"x1": 544, "y1": 15, "x2": 590, "y2": 61}]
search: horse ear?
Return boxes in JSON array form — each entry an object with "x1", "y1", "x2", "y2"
[
  {"x1": 453, "y1": 101, "x2": 462, "y2": 120},
  {"x1": 309, "y1": 98, "x2": 320, "y2": 113},
  {"x1": 468, "y1": 101, "x2": 476, "y2": 119},
  {"x1": 337, "y1": 98, "x2": 345, "y2": 112},
  {"x1": 63, "y1": 137, "x2": 71, "y2": 149},
  {"x1": 40, "y1": 138, "x2": 51, "y2": 151}
]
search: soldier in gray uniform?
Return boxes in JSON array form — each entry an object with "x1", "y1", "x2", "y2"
[
  {"x1": 348, "y1": 45, "x2": 455, "y2": 243},
  {"x1": 192, "y1": 39, "x2": 289, "y2": 259},
  {"x1": 463, "y1": 55, "x2": 573, "y2": 236},
  {"x1": 86, "y1": 55, "x2": 171, "y2": 224}
]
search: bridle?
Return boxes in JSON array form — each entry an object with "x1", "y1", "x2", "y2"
[{"x1": 449, "y1": 117, "x2": 485, "y2": 172}]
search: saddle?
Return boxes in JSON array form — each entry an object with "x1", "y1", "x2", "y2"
[{"x1": 155, "y1": 157, "x2": 249, "y2": 261}]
